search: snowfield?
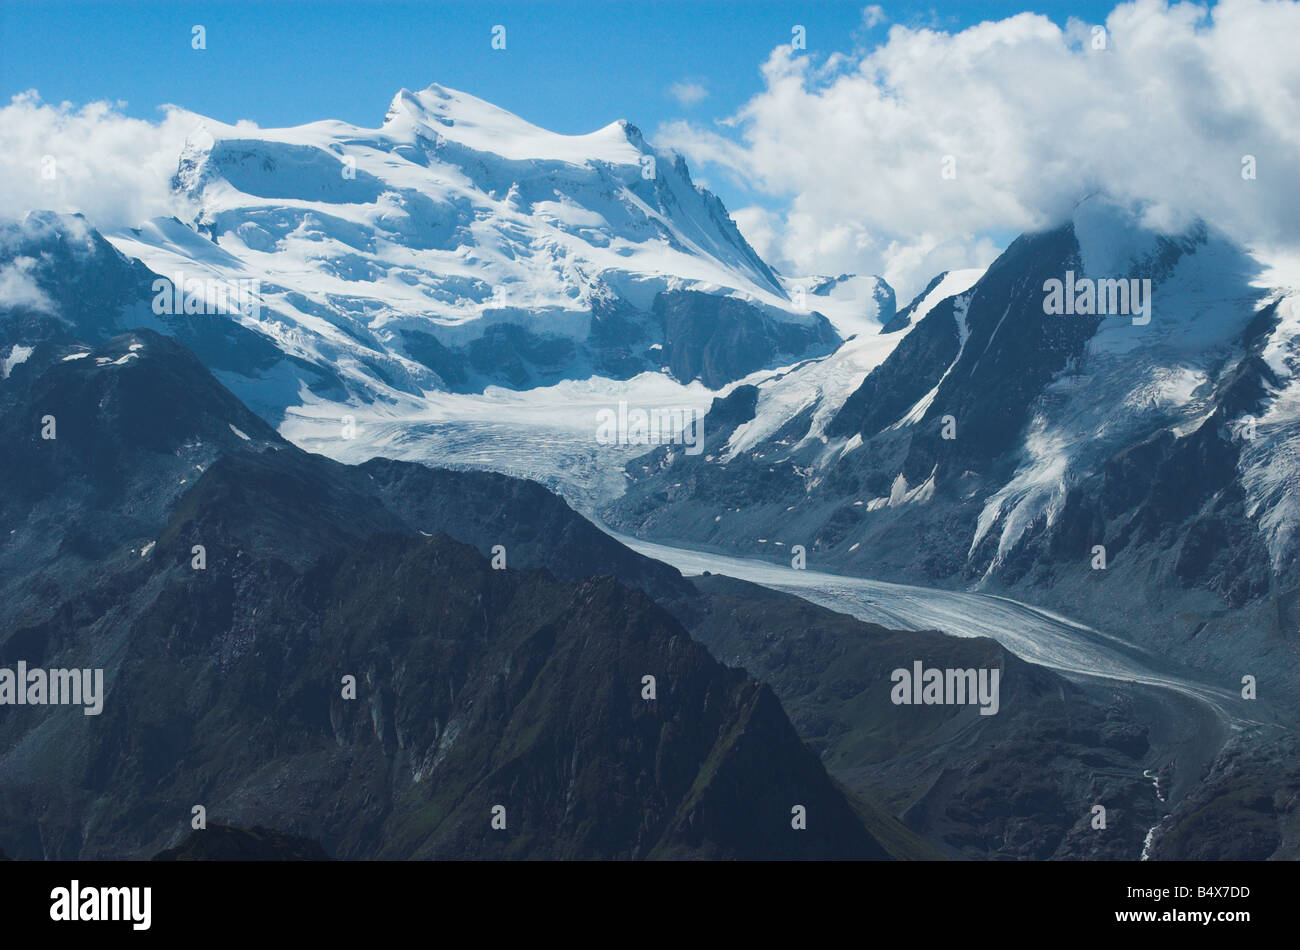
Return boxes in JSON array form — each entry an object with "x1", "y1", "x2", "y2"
[{"x1": 106, "y1": 84, "x2": 814, "y2": 404}]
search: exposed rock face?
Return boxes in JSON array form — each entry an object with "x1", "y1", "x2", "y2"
[
  {"x1": 605, "y1": 205, "x2": 1298, "y2": 706},
  {"x1": 653, "y1": 290, "x2": 839, "y2": 389},
  {"x1": 680, "y1": 574, "x2": 1159, "y2": 860},
  {"x1": 1149, "y1": 735, "x2": 1300, "y2": 861}
]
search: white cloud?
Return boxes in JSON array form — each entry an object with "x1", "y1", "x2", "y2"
[
  {"x1": 659, "y1": 0, "x2": 1300, "y2": 301},
  {"x1": 668, "y1": 81, "x2": 709, "y2": 107},
  {"x1": 0, "y1": 256, "x2": 54, "y2": 313},
  {"x1": 0, "y1": 91, "x2": 201, "y2": 233},
  {"x1": 862, "y1": 5, "x2": 887, "y2": 29},
  {"x1": 730, "y1": 205, "x2": 780, "y2": 263}
]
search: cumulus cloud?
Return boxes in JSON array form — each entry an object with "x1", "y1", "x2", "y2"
[
  {"x1": 0, "y1": 92, "x2": 203, "y2": 232},
  {"x1": 0, "y1": 256, "x2": 54, "y2": 313},
  {"x1": 662, "y1": 0, "x2": 1300, "y2": 300},
  {"x1": 668, "y1": 81, "x2": 709, "y2": 108}
]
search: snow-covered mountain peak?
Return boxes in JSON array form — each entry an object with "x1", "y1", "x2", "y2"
[
  {"x1": 1070, "y1": 194, "x2": 1170, "y2": 276},
  {"x1": 1065, "y1": 193, "x2": 1230, "y2": 288},
  {"x1": 147, "y1": 82, "x2": 787, "y2": 310},
  {"x1": 11, "y1": 209, "x2": 95, "y2": 251},
  {"x1": 0, "y1": 80, "x2": 854, "y2": 467},
  {"x1": 383, "y1": 84, "x2": 645, "y2": 167},
  {"x1": 85, "y1": 82, "x2": 827, "y2": 408}
]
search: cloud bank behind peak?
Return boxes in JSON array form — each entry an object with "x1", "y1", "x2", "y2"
[{"x1": 659, "y1": 0, "x2": 1300, "y2": 299}]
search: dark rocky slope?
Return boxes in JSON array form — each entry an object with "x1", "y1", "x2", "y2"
[
  {"x1": 153, "y1": 825, "x2": 332, "y2": 861},
  {"x1": 604, "y1": 219, "x2": 1297, "y2": 706},
  {"x1": 0, "y1": 330, "x2": 916, "y2": 860},
  {"x1": 679, "y1": 574, "x2": 1160, "y2": 860}
]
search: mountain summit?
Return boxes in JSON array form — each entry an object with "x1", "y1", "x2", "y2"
[
  {"x1": 98, "y1": 84, "x2": 827, "y2": 409},
  {"x1": 382, "y1": 84, "x2": 650, "y2": 165}
]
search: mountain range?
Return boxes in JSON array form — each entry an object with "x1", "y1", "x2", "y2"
[
  {"x1": 1, "y1": 84, "x2": 1295, "y2": 861},
  {"x1": 607, "y1": 197, "x2": 1299, "y2": 710}
]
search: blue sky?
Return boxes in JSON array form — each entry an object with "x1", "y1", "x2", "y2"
[
  {"x1": 12, "y1": 0, "x2": 1277, "y2": 303},
  {"x1": 2, "y1": 0, "x2": 1120, "y2": 216}
]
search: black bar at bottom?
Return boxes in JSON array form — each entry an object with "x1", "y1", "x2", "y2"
[{"x1": 0, "y1": 860, "x2": 1282, "y2": 937}]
